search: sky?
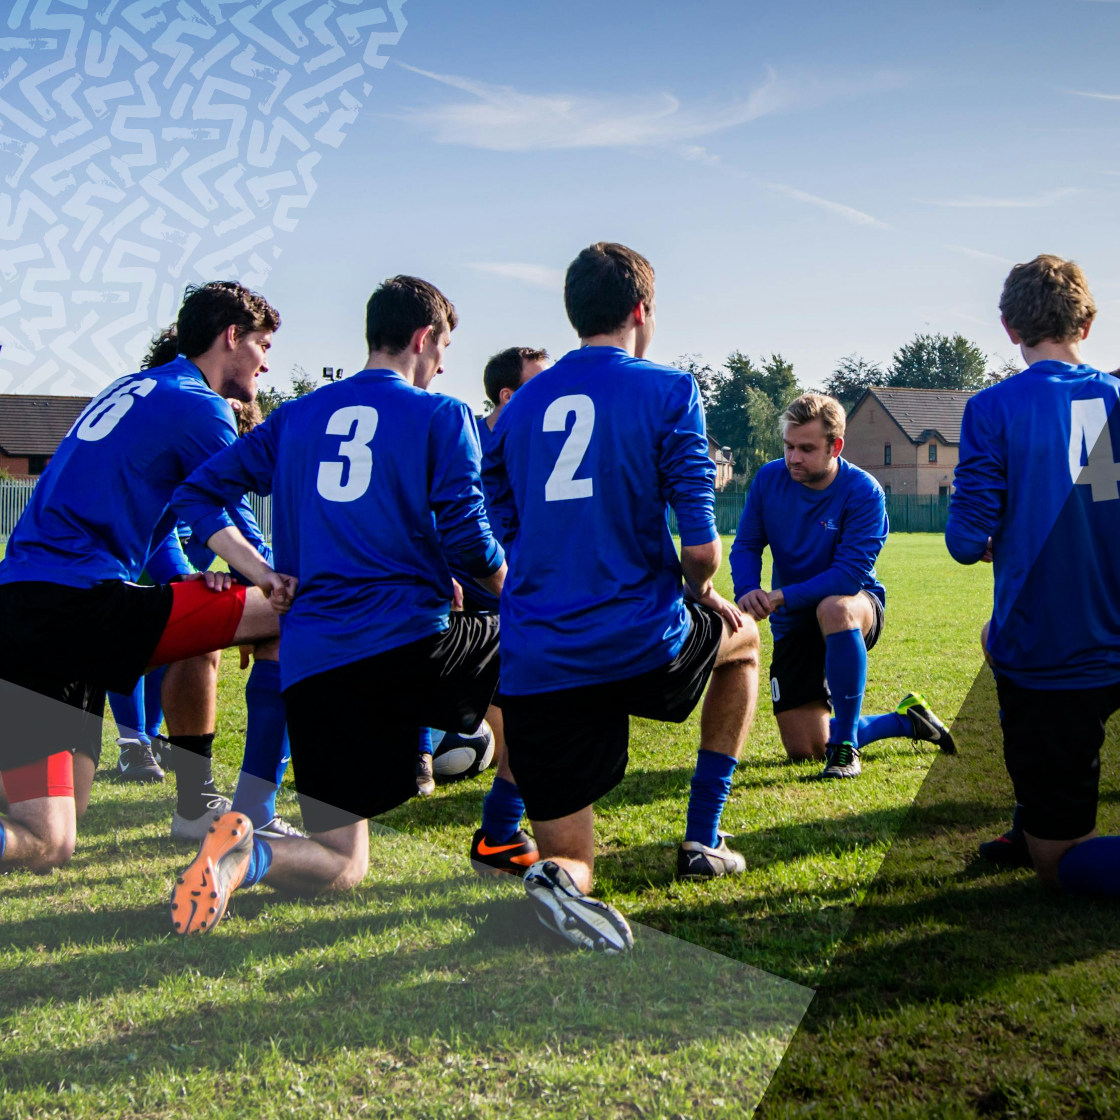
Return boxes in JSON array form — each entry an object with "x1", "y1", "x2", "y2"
[
  {"x1": 3, "y1": 0, "x2": 1120, "y2": 411},
  {"x1": 262, "y1": 0, "x2": 1120, "y2": 410}
]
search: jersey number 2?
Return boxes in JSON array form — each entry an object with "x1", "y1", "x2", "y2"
[
  {"x1": 543, "y1": 394, "x2": 594, "y2": 502},
  {"x1": 317, "y1": 406, "x2": 378, "y2": 502},
  {"x1": 1069, "y1": 398, "x2": 1120, "y2": 502}
]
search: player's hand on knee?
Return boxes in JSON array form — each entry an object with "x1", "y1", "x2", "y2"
[
  {"x1": 690, "y1": 585, "x2": 744, "y2": 632},
  {"x1": 451, "y1": 578, "x2": 464, "y2": 611},
  {"x1": 182, "y1": 570, "x2": 234, "y2": 593},
  {"x1": 261, "y1": 571, "x2": 298, "y2": 613},
  {"x1": 737, "y1": 588, "x2": 773, "y2": 621}
]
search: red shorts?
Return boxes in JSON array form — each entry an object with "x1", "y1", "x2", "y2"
[
  {"x1": 148, "y1": 580, "x2": 248, "y2": 669},
  {"x1": 3, "y1": 750, "x2": 74, "y2": 803}
]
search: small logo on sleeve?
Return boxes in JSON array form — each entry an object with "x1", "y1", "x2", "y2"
[{"x1": 819, "y1": 518, "x2": 839, "y2": 531}]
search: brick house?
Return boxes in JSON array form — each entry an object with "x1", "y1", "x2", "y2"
[
  {"x1": 0, "y1": 395, "x2": 92, "y2": 477},
  {"x1": 707, "y1": 435, "x2": 735, "y2": 490},
  {"x1": 843, "y1": 387, "x2": 975, "y2": 497}
]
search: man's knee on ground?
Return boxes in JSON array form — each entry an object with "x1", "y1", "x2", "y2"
[
  {"x1": 782, "y1": 732, "x2": 826, "y2": 761},
  {"x1": 310, "y1": 831, "x2": 369, "y2": 892},
  {"x1": 16, "y1": 820, "x2": 77, "y2": 873}
]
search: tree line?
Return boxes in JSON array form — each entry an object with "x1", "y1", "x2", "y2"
[{"x1": 675, "y1": 331, "x2": 1018, "y2": 485}]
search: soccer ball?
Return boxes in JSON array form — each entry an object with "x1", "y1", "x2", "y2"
[{"x1": 431, "y1": 720, "x2": 495, "y2": 782}]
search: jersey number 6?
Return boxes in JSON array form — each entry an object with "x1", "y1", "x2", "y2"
[
  {"x1": 317, "y1": 405, "x2": 379, "y2": 502},
  {"x1": 75, "y1": 377, "x2": 157, "y2": 442},
  {"x1": 543, "y1": 394, "x2": 594, "y2": 502}
]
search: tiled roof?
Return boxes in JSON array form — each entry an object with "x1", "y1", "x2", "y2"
[
  {"x1": 859, "y1": 387, "x2": 975, "y2": 444},
  {"x1": 0, "y1": 395, "x2": 91, "y2": 456}
]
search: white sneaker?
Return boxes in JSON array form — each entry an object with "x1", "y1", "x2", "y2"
[
  {"x1": 676, "y1": 832, "x2": 746, "y2": 880},
  {"x1": 170, "y1": 795, "x2": 234, "y2": 841},
  {"x1": 523, "y1": 860, "x2": 634, "y2": 953},
  {"x1": 255, "y1": 815, "x2": 306, "y2": 840}
]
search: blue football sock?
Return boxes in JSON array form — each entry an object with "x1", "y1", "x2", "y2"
[
  {"x1": 240, "y1": 835, "x2": 273, "y2": 889},
  {"x1": 1058, "y1": 836, "x2": 1120, "y2": 898},
  {"x1": 144, "y1": 665, "x2": 166, "y2": 741},
  {"x1": 0, "y1": 820, "x2": 6, "y2": 861},
  {"x1": 418, "y1": 728, "x2": 433, "y2": 755},
  {"x1": 685, "y1": 749, "x2": 738, "y2": 848},
  {"x1": 232, "y1": 660, "x2": 290, "y2": 829},
  {"x1": 833, "y1": 712, "x2": 911, "y2": 747},
  {"x1": 1009, "y1": 803, "x2": 1024, "y2": 838},
  {"x1": 480, "y1": 776, "x2": 525, "y2": 843},
  {"x1": 108, "y1": 679, "x2": 147, "y2": 743},
  {"x1": 825, "y1": 628, "x2": 867, "y2": 747}
]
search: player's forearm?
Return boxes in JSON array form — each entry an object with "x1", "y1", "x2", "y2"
[
  {"x1": 945, "y1": 519, "x2": 991, "y2": 565},
  {"x1": 477, "y1": 561, "x2": 507, "y2": 598},
  {"x1": 681, "y1": 539, "x2": 721, "y2": 595},
  {"x1": 204, "y1": 526, "x2": 276, "y2": 587}
]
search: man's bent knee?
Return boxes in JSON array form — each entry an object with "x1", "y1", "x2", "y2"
[
  {"x1": 717, "y1": 614, "x2": 760, "y2": 667},
  {"x1": 816, "y1": 595, "x2": 864, "y2": 633}
]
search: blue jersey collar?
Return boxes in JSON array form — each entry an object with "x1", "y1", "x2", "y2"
[{"x1": 1024, "y1": 360, "x2": 1096, "y2": 377}]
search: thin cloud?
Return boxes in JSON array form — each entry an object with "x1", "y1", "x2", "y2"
[
  {"x1": 1061, "y1": 87, "x2": 1120, "y2": 102},
  {"x1": 468, "y1": 262, "x2": 565, "y2": 291},
  {"x1": 764, "y1": 181, "x2": 891, "y2": 229},
  {"x1": 949, "y1": 245, "x2": 1015, "y2": 265},
  {"x1": 924, "y1": 188, "x2": 1082, "y2": 209},
  {"x1": 392, "y1": 63, "x2": 906, "y2": 154}
]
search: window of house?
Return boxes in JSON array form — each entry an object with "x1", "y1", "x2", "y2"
[
  {"x1": 884, "y1": 443, "x2": 891, "y2": 466},
  {"x1": 884, "y1": 485, "x2": 892, "y2": 496},
  {"x1": 26, "y1": 455, "x2": 48, "y2": 475},
  {"x1": 938, "y1": 485, "x2": 948, "y2": 497},
  {"x1": 928, "y1": 442, "x2": 937, "y2": 463}
]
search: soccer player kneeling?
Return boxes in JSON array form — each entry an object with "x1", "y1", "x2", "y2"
[
  {"x1": 485, "y1": 243, "x2": 759, "y2": 953},
  {"x1": 950, "y1": 254, "x2": 1120, "y2": 896},
  {"x1": 0, "y1": 282, "x2": 292, "y2": 877},
  {"x1": 731, "y1": 394, "x2": 955, "y2": 780},
  {"x1": 168, "y1": 276, "x2": 505, "y2": 934}
]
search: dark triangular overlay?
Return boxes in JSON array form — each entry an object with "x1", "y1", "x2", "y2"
[{"x1": 757, "y1": 392, "x2": 1120, "y2": 1117}]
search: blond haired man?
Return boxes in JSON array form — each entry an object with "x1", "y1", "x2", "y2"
[{"x1": 731, "y1": 393, "x2": 954, "y2": 779}]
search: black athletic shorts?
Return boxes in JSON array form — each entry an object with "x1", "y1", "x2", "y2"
[
  {"x1": 500, "y1": 602, "x2": 724, "y2": 822},
  {"x1": 769, "y1": 589, "x2": 884, "y2": 715},
  {"x1": 282, "y1": 613, "x2": 501, "y2": 833},
  {"x1": 997, "y1": 674, "x2": 1120, "y2": 842},
  {"x1": 0, "y1": 581, "x2": 173, "y2": 771}
]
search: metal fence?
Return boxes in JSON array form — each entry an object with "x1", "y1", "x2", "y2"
[
  {"x1": 0, "y1": 479, "x2": 36, "y2": 540},
  {"x1": 0, "y1": 479, "x2": 952, "y2": 543}
]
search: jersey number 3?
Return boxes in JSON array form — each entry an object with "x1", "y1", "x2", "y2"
[
  {"x1": 543, "y1": 394, "x2": 594, "y2": 502},
  {"x1": 1069, "y1": 398, "x2": 1120, "y2": 502},
  {"x1": 317, "y1": 406, "x2": 378, "y2": 502}
]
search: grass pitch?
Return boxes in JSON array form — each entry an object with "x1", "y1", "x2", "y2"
[{"x1": 1, "y1": 535, "x2": 1116, "y2": 1118}]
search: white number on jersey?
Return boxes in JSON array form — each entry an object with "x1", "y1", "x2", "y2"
[
  {"x1": 75, "y1": 378, "x2": 157, "y2": 442},
  {"x1": 317, "y1": 406, "x2": 379, "y2": 502},
  {"x1": 543, "y1": 394, "x2": 595, "y2": 502},
  {"x1": 1068, "y1": 398, "x2": 1120, "y2": 502}
]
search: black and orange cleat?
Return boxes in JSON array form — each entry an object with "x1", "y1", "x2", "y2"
[
  {"x1": 469, "y1": 828, "x2": 539, "y2": 877},
  {"x1": 170, "y1": 811, "x2": 253, "y2": 935}
]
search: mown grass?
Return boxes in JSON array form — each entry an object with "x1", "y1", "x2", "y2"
[{"x1": 4, "y1": 535, "x2": 1111, "y2": 1118}]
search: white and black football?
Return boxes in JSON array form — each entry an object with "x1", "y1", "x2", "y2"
[{"x1": 431, "y1": 720, "x2": 495, "y2": 782}]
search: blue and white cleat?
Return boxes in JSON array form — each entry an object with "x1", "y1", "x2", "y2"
[{"x1": 523, "y1": 860, "x2": 634, "y2": 954}]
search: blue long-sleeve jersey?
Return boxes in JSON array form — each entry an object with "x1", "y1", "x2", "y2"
[
  {"x1": 0, "y1": 357, "x2": 264, "y2": 589},
  {"x1": 483, "y1": 346, "x2": 718, "y2": 695},
  {"x1": 730, "y1": 458, "x2": 887, "y2": 641},
  {"x1": 447, "y1": 418, "x2": 501, "y2": 611},
  {"x1": 946, "y1": 360, "x2": 1120, "y2": 689},
  {"x1": 173, "y1": 369, "x2": 504, "y2": 689}
]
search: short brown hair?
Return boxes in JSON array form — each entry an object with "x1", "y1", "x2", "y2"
[
  {"x1": 781, "y1": 392, "x2": 846, "y2": 444},
  {"x1": 999, "y1": 255, "x2": 1096, "y2": 348},
  {"x1": 366, "y1": 275, "x2": 458, "y2": 355},
  {"x1": 483, "y1": 346, "x2": 548, "y2": 405},
  {"x1": 564, "y1": 242, "x2": 655, "y2": 338}
]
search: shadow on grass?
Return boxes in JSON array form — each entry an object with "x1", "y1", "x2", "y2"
[{"x1": 756, "y1": 665, "x2": 1120, "y2": 1116}]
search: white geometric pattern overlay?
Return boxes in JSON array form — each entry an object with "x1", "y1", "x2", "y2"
[{"x1": 0, "y1": 0, "x2": 407, "y2": 394}]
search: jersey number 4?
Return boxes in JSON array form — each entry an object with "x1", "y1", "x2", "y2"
[
  {"x1": 317, "y1": 405, "x2": 378, "y2": 502},
  {"x1": 543, "y1": 394, "x2": 594, "y2": 502},
  {"x1": 1069, "y1": 398, "x2": 1120, "y2": 502}
]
